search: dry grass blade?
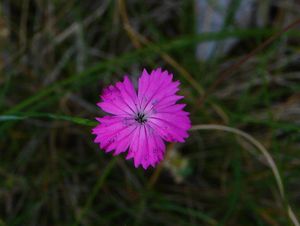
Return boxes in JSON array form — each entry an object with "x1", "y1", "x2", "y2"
[
  {"x1": 190, "y1": 124, "x2": 300, "y2": 226},
  {"x1": 197, "y1": 17, "x2": 300, "y2": 106},
  {"x1": 118, "y1": 0, "x2": 230, "y2": 123}
]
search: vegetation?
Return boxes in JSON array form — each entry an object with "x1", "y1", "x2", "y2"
[{"x1": 1, "y1": 0, "x2": 299, "y2": 225}]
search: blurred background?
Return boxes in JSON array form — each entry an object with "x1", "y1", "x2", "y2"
[{"x1": 0, "y1": 0, "x2": 300, "y2": 225}]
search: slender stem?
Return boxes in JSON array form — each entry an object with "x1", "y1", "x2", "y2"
[
  {"x1": 73, "y1": 158, "x2": 117, "y2": 226},
  {"x1": 198, "y1": 18, "x2": 300, "y2": 106},
  {"x1": 190, "y1": 124, "x2": 299, "y2": 226}
]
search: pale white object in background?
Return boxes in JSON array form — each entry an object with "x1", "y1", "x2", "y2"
[{"x1": 195, "y1": 0, "x2": 260, "y2": 60}]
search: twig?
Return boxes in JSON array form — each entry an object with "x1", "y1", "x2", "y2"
[
  {"x1": 191, "y1": 124, "x2": 300, "y2": 226},
  {"x1": 198, "y1": 18, "x2": 300, "y2": 106}
]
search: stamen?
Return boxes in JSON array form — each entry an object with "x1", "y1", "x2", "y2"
[{"x1": 135, "y1": 112, "x2": 147, "y2": 124}]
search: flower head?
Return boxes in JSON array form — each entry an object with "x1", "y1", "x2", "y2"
[{"x1": 92, "y1": 68, "x2": 191, "y2": 169}]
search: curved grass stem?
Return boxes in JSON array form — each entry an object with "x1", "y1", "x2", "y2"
[{"x1": 190, "y1": 124, "x2": 299, "y2": 226}]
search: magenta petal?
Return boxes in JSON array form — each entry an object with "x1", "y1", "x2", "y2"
[
  {"x1": 138, "y1": 68, "x2": 177, "y2": 112},
  {"x1": 93, "y1": 116, "x2": 135, "y2": 153},
  {"x1": 99, "y1": 78, "x2": 137, "y2": 116},
  {"x1": 148, "y1": 112, "x2": 191, "y2": 143},
  {"x1": 126, "y1": 125, "x2": 165, "y2": 169},
  {"x1": 114, "y1": 124, "x2": 138, "y2": 155},
  {"x1": 92, "y1": 68, "x2": 191, "y2": 170},
  {"x1": 115, "y1": 76, "x2": 138, "y2": 113}
]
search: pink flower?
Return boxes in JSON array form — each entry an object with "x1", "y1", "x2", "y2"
[{"x1": 92, "y1": 68, "x2": 191, "y2": 169}]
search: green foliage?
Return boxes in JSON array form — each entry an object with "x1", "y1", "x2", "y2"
[{"x1": 0, "y1": 0, "x2": 299, "y2": 225}]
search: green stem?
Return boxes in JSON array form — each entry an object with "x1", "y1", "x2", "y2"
[{"x1": 191, "y1": 124, "x2": 299, "y2": 226}]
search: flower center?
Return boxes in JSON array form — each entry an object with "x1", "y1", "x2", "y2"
[{"x1": 135, "y1": 112, "x2": 147, "y2": 124}]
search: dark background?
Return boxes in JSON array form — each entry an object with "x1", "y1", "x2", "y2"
[{"x1": 0, "y1": 0, "x2": 300, "y2": 225}]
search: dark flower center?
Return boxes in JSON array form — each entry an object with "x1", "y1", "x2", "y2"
[{"x1": 135, "y1": 112, "x2": 147, "y2": 124}]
